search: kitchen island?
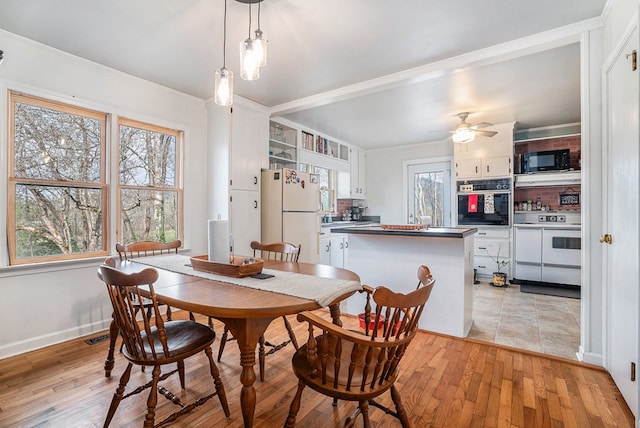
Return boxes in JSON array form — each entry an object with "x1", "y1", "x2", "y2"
[{"x1": 332, "y1": 226, "x2": 477, "y2": 337}]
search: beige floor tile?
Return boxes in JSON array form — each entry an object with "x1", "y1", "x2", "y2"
[{"x1": 470, "y1": 281, "x2": 580, "y2": 361}]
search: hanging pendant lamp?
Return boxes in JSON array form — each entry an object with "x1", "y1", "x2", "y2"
[
  {"x1": 239, "y1": 3, "x2": 260, "y2": 80},
  {"x1": 215, "y1": 0, "x2": 233, "y2": 106}
]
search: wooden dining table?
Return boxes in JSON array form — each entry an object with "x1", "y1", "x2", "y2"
[{"x1": 112, "y1": 257, "x2": 360, "y2": 428}]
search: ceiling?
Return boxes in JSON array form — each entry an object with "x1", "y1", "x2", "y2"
[{"x1": 0, "y1": 0, "x2": 607, "y2": 149}]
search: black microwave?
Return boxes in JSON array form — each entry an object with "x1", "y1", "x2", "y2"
[{"x1": 520, "y1": 149, "x2": 570, "y2": 173}]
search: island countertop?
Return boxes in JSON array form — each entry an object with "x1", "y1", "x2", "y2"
[{"x1": 331, "y1": 226, "x2": 477, "y2": 238}]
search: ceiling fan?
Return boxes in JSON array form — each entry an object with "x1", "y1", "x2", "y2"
[{"x1": 451, "y1": 112, "x2": 497, "y2": 143}]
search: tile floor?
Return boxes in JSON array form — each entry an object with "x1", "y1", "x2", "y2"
[{"x1": 467, "y1": 281, "x2": 581, "y2": 360}]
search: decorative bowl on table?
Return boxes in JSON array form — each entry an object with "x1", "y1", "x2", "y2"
[
  {"x1": 190, "y1": 255, "x2": 264, "y2": 278},
  {"x1": 380, "y1": 224, "x2": 428, "y2": 230}
]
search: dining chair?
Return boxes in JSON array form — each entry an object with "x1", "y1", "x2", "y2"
[
  {"x1": 217, "y1": 240, "x2": 302, "y2": 382},
  {"x1": 284, "y1": 265, "x2": 435, "y2": 427},
  {"x1": 103, "y1": 240, "x2": 184, "y2": 377},
  {"x1": 97, "y1": 258, "x2": 230, "y2": 427}
]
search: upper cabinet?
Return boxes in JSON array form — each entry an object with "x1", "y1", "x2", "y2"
[
  {"x1": 230, "y1": 104, "x2": 269, "y2": 191},
  {"x1": 453, "y1": 122, "x2": 515, "y2": 180},
  {"x1": 268, "y1": 120, "x2": 297, "y2": 170},
  {"x1": 455, "y1": 156, "x2": 512, "y2": 179},
  {"x1": 349, "y1": 147, "x2": 366, "y2": 199}
]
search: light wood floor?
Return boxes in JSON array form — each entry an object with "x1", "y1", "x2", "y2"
[{"x1": 0, "y1": 311, "x2": 634, "y2": 427}]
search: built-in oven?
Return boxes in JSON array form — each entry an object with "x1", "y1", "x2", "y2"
[{"x1": 456, "y1": 178, "x2": 511, "y2": 227}]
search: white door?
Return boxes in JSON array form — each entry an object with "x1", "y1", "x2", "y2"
[
  {"x1": 604, "y1": 25, "x2": 639, "y2": 417},
  {"x1": 408, "y1": 161, "x2": 452, "y2": 226}
]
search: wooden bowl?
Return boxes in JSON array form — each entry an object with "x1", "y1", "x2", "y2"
[{"x1": 190, "y1": 255, "x2": 264, "y2": 278}]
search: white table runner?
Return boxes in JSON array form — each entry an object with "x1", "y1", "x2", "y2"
[{"x1": 132, "y1": 254, "x2": 361, "y2": 307}]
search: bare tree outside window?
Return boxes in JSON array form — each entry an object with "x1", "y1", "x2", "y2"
[
  {"x1": 118, "y1": 119, "x2": 181, "y2": 244},
  {"x1": 9, "y1": 93, "x2": 107, "y2": 264}
]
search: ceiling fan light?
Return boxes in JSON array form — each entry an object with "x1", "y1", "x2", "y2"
[
  {"x1": 254, "y1": 28, "x2": 267, "y2": 67},
  {"x1": 214, "y1": 67, "x2": 234, "y2": 106},
  {"x1": 453, "y1": 129, "x2": 475, "y2": 144},
  {"x1": 240, "y1": 38, "x2": 260, "y2": 80}
]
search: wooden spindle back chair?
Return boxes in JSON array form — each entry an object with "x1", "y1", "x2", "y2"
[
  {"x1": 217, "y1": 241, "x2": 302, "y2": 382},
  {"x1": 285, "y1": 265, "x2": 435, "y2": 428},
  {"x1": 97, "y1": 258, "x2": 230, "y2": 427},
  {"x1": 103, "y1": 240, "x2": 184, "y2": 377}
]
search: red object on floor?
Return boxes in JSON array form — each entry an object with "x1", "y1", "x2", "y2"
[{"x1": 468, "y1": 194, "x2": 478, "y2": 213}]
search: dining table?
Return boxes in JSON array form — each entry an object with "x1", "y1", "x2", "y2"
[{"x1": 110, "y1": 255, "x2": 361, "y2": 428}]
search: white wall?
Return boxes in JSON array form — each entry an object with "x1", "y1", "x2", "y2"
[
  {"x1": 0, "y1": 29, "x2": 210, "y2": 358},
  {"x1": 365, "y1": 140, "x2": 453, "y2": 224}
]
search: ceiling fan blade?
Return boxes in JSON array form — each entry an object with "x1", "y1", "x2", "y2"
[
  {"x1": 471, "y1": 122, "x2": 493, "y2": 129},
  {"x1": 475, "y1": 130, "x2": 498, "y2": 137}
]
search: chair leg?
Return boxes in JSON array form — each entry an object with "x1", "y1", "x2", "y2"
[
  {"x1": 177, "y1": 361, "x2": 185, "y2": 389},
  {"x1": 359, "y1": 400, "x2": 372, "y2": 428},
  {"x1": 205, "y1": 347, "x2": 231, "y2": 417},
  {"x1": 165, "y1": 305, "x2": 172, "y2": 321},
  {"x1": 104, "y1": 317, "x2": 119, "y2": 377},
  {"x1": 189, "y1": 311, "x2": 196, "y2": 322},
  {"x1": 103, "y1": 362, "x2": 132, "y2": 428},
  {"x1": 143, "y1": 365, "x2": 161, "y2": 428},
  {"x1": 284, "y1": 380, "x2": 305, "y2": 427},
  {"x1": 217, "y1": 327, "x2": 230, "y2": 362},
  {"x1": 258, "y1": 334, "x2": 266, "y2": 382},
  {"x1": 282, "y1": 315, "x2": 299, "y2": 350},
  {"x1": 390, "y1": 385, "x2": 411, "y2": 427}
]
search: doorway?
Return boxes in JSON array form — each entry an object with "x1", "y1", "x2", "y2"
[{"x1": 406, "y1": 160, "x2": 452, "y2": 226}]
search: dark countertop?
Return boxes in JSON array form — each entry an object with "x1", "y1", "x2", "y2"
[{"x1": 331, "y1": 226, "x2": 478, "y2": 238}]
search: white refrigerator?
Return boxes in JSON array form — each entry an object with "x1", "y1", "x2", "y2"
[{"x1": 261, "y1": 169, "x2": 321, "y2": 263}]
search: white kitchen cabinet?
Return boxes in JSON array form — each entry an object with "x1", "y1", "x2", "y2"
[
  {"x1": 230, "y1": 104, "x2": 268, "y2": 191},
  {"x1": 455, "y1": 156, "x2": 511, "y2": 179},
  {"x1": 229, "y1": 189, "x2": 261, "y2": 257},
  {"x1": 319, "y1": 234, "x2": 331, "y2": 265},
  {"x1": 473, "y1": 228, "x2": 511, "y2": 279},
  {"x1": 483, "y1": 156, "x2": 512, "y2": 177},
  {"x1": 455, "y1": 159, "x2": 482, "y2": 179},
  {"x1": 268, "y1": 120, "x2": 297, "y2": 170},
  {"x1": 349, "y1": 147, "x2": 366, "y2": 199},
  {"x1": 330, "y1": 234, "x2": 349, "y2": 268}
]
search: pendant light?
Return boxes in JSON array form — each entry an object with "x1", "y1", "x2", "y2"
[
  {"x1": 239, "y1": 3, "x2": 260, "y2": 80},
  {"x1": 254, "y1": 1, "x2": 267, "y2": 67},
  {"x1": 215, "y1": 0, "x2": 233, "y2": 106}
]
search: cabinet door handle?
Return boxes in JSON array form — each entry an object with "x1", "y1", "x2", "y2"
[
  {"x1": 478, "y1": 232, "x2": 487, "y2": 236},
  {"x1": 254, "y1": 176, "x2": 258, "y2": 185},
  {"x1": 254, "y1": 200, "x2": 258, "y2": 209},
  {"x1": 339, "y1": 242, "x2": 344, "y2": 249},
  {"x1": 478, "y1": 265, "x2": 487, "y2": 269},
  {"x1": 325, "y1": 244, "x2": 330, "y2": 252},
  {"x1": 344, "y1": 242, "x2": 348, "y2": 248},
  {"x1": 478, "y1": 246, "x2": 487, "y2": 250},
  {"x1": 475, "y1": 166, "x2": 478, "y2": 173}
]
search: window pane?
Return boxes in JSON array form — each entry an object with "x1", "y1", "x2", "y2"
[
  {"x1": 14, "y1": 184, "x2": 104, "y2": 259},
  {"x1": 120, "y1": 189, "x2": 178, "y2": 243},
  {"x1": 119, "y1": 125, "x2": 176, "y2": 187},
  {"x1": 413, "y1": 171, "x2": 445, "y2": 226},
  {"x1": 14, "y1": 102, "x2": 102, "y2": 182}
]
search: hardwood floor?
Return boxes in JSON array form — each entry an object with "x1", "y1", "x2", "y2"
[{"x1": 0, "y1": 311, "x2": 634, "y2": 427}]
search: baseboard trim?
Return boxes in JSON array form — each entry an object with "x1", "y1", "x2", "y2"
[{"x1": 0, "y1": 319, "x2": 112, "y2": 360}]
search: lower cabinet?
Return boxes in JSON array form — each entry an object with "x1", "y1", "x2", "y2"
[
  {"x1": 319, "y1": 233, "x2": 349, "y2": 268},
  {"x1": 473, "y1": 228, "x2": 511, "y2": 279},
  {"x1": 319, "y1": 235, "x2": 331, "y2": 265},
  {"x1": 330, "y1": 235, "x2": 348, "y2": 268},
  {"x1": 229, "y1": 189, "x2": 260, "y2": 257}
]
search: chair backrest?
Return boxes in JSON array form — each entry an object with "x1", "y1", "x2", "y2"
[
  {"x1": 97, "y1": 257, "x2": 169, "y2": 362},
  {"x1": 305, "y1": 265, "x2": 435, "y2": 392},
  {"x1": 115, "y1": 240, "x2": 182, "y2": 261},
  {"x1": 250, "y1": 240, "x2": 301, "y2": 262}
]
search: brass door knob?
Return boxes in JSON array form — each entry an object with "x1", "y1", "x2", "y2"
[{"x1": 599, "y1": 234, "x2": 613, "y2": 244}]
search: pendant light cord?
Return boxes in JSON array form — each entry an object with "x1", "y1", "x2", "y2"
[
  {"x1": 223, "y1": 0, "x2": 227, "y2": 67},
  {"x1": 257, "y1": 2, "x2": 261, "y2": 30},
  {"x1": 248, "y1": 3, "x2": 252, "y2": 38}
]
